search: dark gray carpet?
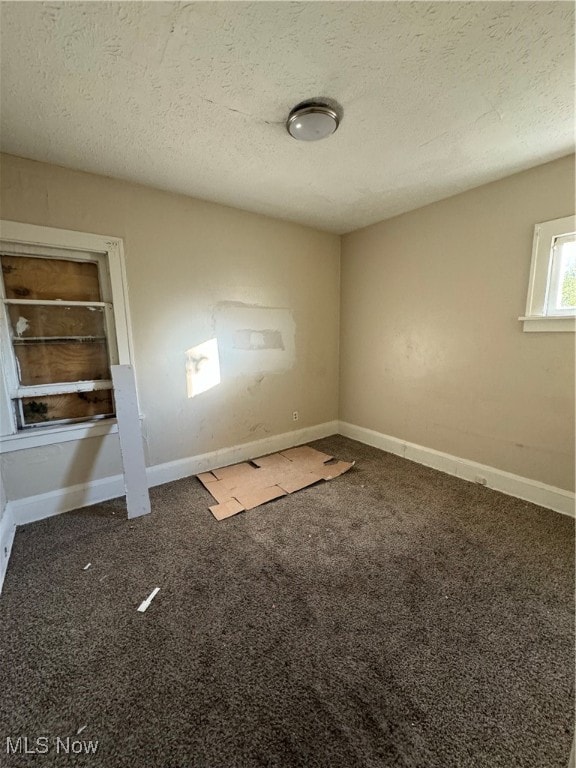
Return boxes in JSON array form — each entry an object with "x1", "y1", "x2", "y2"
[{"x1": 1, "y1": 435, "x2": 573, "y2": 768}]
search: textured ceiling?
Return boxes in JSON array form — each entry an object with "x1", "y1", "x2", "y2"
[{"x1": 1, "y1": 2, "x2": 574, "y2": 233}]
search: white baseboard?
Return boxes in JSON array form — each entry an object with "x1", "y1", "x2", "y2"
[
  {"x1": 8, "y1": 474, "x2": 126, "y2": 528},
  {"x1": 4, "y1": 417, "x2": 571, "y2": 595},
  {"x1": 339, "y1": 421, "x2": 575, "y2": 517},
  {"x1": 146, "y1": 420, "x2": 339, "y2": 488},
  {"x1": 0, "y1": 505, "x2": 16, "y2": 596},
  {"x1": 7, "y1": 420, "x2": 339, "y2": 528}
]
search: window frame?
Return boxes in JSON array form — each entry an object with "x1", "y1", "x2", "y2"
[
  {"x1": 0, "y1": 221, "x2": 135, "y2": 452},
  {"x1": 520, "y1": 214, "x2": 576, "y2": 332}
]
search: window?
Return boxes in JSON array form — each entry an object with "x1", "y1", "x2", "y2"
[
  {"x1": 521, "y1": 214, "x2": 576, "y2": 332},
  {"x1": 0, "y1": 221, "x2": 134, "y2": 451}
]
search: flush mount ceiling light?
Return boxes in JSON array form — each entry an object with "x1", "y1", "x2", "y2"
[{"x1": 286, "y1": 102, "x2": 340, "y2": 141}]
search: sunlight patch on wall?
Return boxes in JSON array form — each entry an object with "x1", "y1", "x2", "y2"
[{"x1": 186, "y1": 338, "x2": 221, "y2": 398}]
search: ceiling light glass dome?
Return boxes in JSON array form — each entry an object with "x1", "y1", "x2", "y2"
[{"x1": 286, "y1": 103, "x2": 340, "y2": 141}]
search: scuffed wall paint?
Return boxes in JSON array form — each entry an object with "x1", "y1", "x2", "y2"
[
  {"x1": 0, "y1": 154, "x2": 340, "y2": 500},
  {"x1": 0, "y1": 433, "x2": 123, "y2": 500},
  {"x1": 340, "y1": 155, "x2": 575, "y2": 491}
]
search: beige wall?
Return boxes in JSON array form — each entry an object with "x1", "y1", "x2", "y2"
[
  {"x1": 0, "y1": 154, "x2": 340, "y2": 500},
  {"x1": 340, "y1": 155, "x2": 575, "y2": 492},
  {"x1": 1, "y1": 152, "x2": 574, "y2": 502}
]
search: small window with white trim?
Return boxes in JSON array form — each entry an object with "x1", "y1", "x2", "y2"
[
  {"x1": 0, "y1": 221, "x2": 134, "y2": 445},
  {"x1": 521, "y1": 214, "x2": 576, "y2": 332}
]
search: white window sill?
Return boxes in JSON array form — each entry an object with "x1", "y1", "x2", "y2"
[
  {"x1": 0, "y1": 419, "x2": 119, "y2": 453},
  {"x1": 519, "y1": 315, "x2": 576, "y2": 332}
]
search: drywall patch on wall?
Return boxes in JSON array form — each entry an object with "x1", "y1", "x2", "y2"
[
  {"x1": 233, "y1": 329, "x2": 284, "y2": 351},
  {"x1": 214, "y1": 302, "x2": 295, "y2": 377}
]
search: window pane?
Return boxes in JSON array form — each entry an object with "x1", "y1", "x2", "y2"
[
  {"x1": 7, "y1": 304, "x2": 106, "y2": 339},
  {"x1": 558, "y1": 239, "x2": 576, "y2": 309},
  {"x1": 1, "y1": 254, "x2": 101, "y2": 301},
  {"x1": 20, "y1": 390, "x2": 114, "y2": 426},
  {"x1": 14, "y1": 340, "x2": 110, "y2": 385}
]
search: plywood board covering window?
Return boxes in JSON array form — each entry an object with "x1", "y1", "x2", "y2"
[
  {"x1": 2, "y1": 254, "x2": 102, "y2": 301},
  {"x1": 0, "y1": 245, "x2": 118, "y2": 429},
  {"x1": 21, "y1": 390, "x2": 114, "y2": 424}
]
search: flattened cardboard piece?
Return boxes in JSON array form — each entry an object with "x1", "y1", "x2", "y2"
[
  {"x1": 203, "y1": 480, "x2": 237, "y2": 505},
  {"x1": 212, "y1": 462, "x2": 258, "y2": 482},
  {"x1": 235, "y1": 485, "x2": 287, "y2": 511},
  {"x1": 220, "y1": 468, "x2": 278, "y2": 494},
  {"x1": 277, "y1": 471, "x2": 323, "y2": 494},
  {"x1": 209, "y1": 499, "x2": 245, "y2": 520},
  {"x1": 197, "y1": 472, "x2": 218, "y2": 490},
  {"x1": 197, "y1": 471, "x2": 218, "y2": 485},
  {"x1": 252, "y1": 453, "x2": 293, "y2": 470},
  {"x1": 318, "y1": 460, "x2": 355, "y2": 480},
  {"x1": 197, "y1": 445, "x2": 354, "y2": 519},
  {"x1": 280, "y1": 445, "x2": 333, "y2": 464}
]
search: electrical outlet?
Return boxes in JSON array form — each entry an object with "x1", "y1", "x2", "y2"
[{"x1": 292, "y1": 411, "x2": 299, "y2": 421}]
